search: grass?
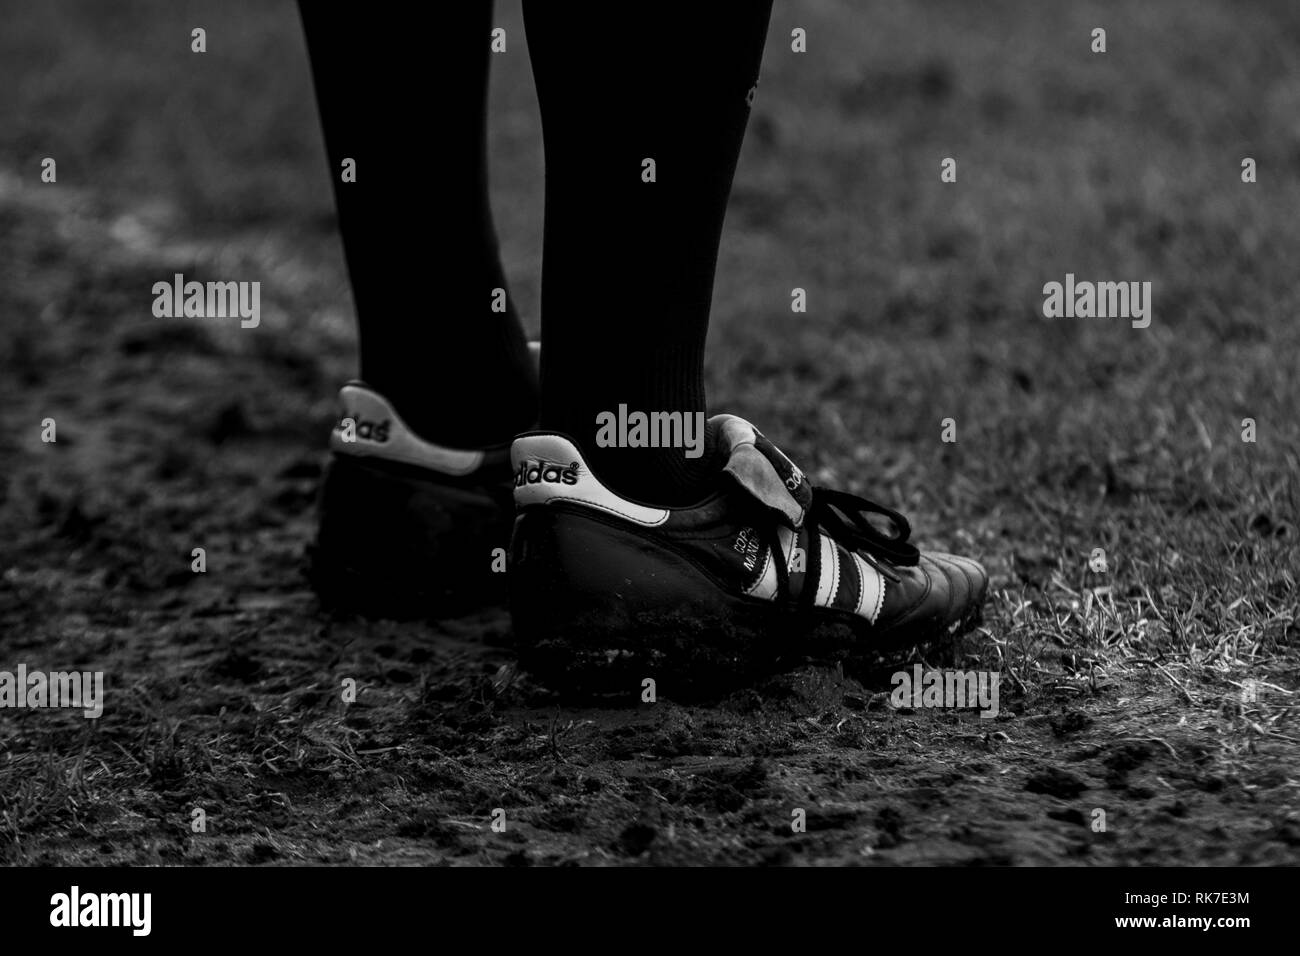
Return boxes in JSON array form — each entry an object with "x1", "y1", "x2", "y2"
[{"x1": 0, "y1": 0, "x2": 1297, "y2": 865}]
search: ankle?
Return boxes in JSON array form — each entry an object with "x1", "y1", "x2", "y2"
[{"x1": 576, "y1": 411, "x2": 718, "y2": 507}]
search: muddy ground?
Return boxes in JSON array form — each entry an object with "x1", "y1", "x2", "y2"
[{"x1": 1, "y1": 0, "x2": 1298, "y2": 865}]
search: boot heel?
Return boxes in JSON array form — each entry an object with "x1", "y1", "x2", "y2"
[{"x1": 310, "y1": 454, "x2": 511, "y2": 618}]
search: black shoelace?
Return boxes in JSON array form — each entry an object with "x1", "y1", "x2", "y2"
[{"x1": 764, "y1": 488, "x2": 919, "y2": 606}]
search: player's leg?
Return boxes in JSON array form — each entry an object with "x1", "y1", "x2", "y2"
[
  {"x1": 511, "y1": 1, "x2": 988, "y2": 693},
  {"x1": 298, "y1": 1, "x2": 533, "y2": 616},
  {"x1": 523, "y1": 0, "x2": 773, "y2": 507},
  {"x1": 298, "y1": 0, "x2": 536, "y2": 448}
]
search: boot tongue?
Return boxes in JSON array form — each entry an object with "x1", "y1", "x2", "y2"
[{"x1": 712, "y1": 415, "x2": 813, "y2": 529}]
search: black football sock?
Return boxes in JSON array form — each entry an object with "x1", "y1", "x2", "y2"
[
  {"x1": 524, "y1": 0, "x2": 773, "y2": 505},
  {"x1": 298, "y1": 1, "x2": 537, "y2": 448}
]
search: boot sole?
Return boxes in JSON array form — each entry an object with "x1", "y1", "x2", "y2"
[{"x1": 510, "y1": 506, "x2": 986, "y2": 699}]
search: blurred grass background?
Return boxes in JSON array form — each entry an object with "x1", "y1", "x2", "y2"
[
  {"x1": 1, "y1": 0, "x2": 1298, "y2": 866},
  {"x1": 2, "y1": 0, "x2": 1297, "y2": 669}
]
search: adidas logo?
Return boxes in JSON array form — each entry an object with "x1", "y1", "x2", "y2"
[
  {"x1": 514, "y1": 460, "x2": 580, "y2": 487},
  {"x1": 335, "y1": 414, "x2": 390, "y2": 443}
]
